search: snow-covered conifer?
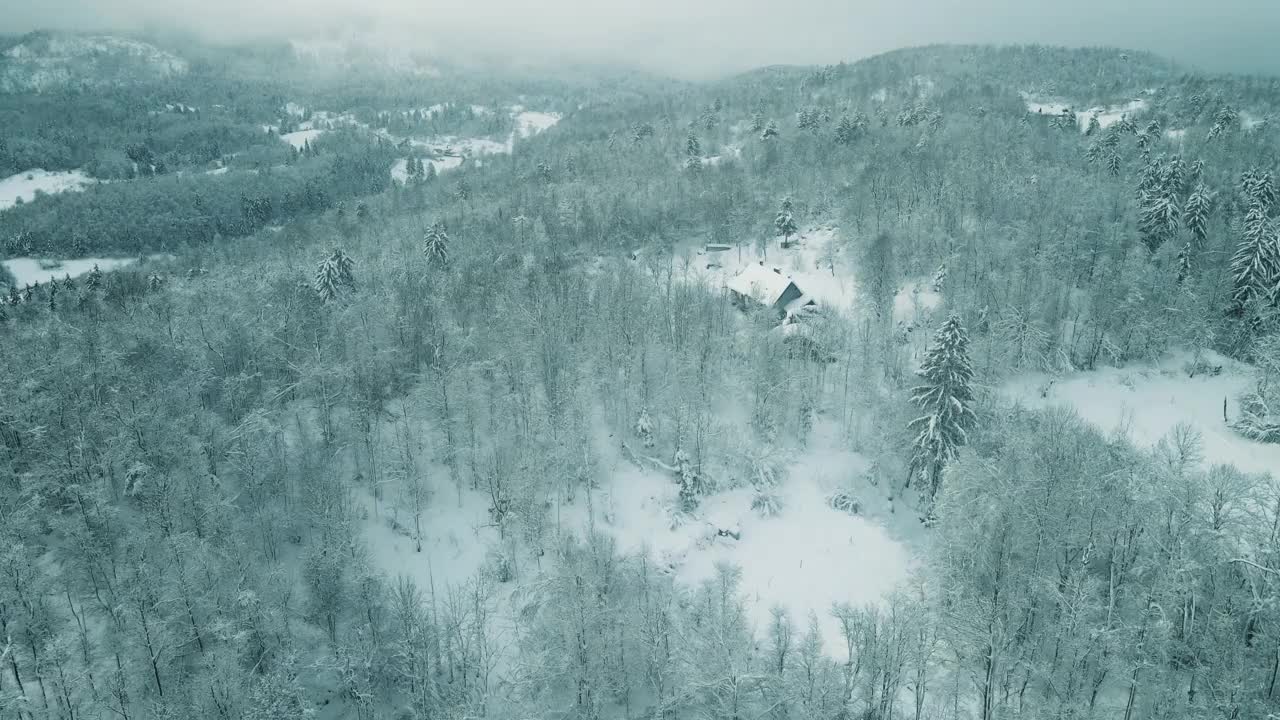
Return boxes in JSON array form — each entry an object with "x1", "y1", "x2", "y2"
[
  {"x1": 908, "y1": 314, "x2": 977, "y2": 498},
  {"x1": 314, "y1": 248, "x2": 355, "y2": 304},
  {"x1": 423, "y1": 221, "x2": 449, "y2": 267}
]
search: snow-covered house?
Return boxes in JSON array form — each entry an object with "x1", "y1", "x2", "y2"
[{"x1": 726, "y1": 262, "x2": 814, "y2": 316}]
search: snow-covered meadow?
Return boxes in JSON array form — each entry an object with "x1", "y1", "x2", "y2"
[
  {"x1": 0, "y1": 168, "x2": 96, "y2": 211},
  {"x1": 1021, "y1": 92, "x2": 1149, "y2": 132},
  {"x1": 1002, "y1": 349, "x2": 1278, "y2": 476},
  {"x1": 2, "y1": 256, "x2": 138, "y2": 287}
]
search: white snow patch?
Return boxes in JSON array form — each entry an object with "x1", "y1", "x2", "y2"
[
  {"x1": 361, "y1": 481, "x2": 496, "y2": 594},
  {"x1": 1165, "y1": 128, "x2": 1187, "y2": 142},
  {"x1": 1241, "y1": 112, "x2": 1268, "y2": 131},
  {"x1": 894, "y1": 279, "x2": 942, "y2": 324},
  {"x1": 513, "y1": 109, "x2": 561, "y2": 138},
  {"x1": 0, "y1": 169, "x2": 95, "y2": 211},
  {"x1": 1002, "y1": 349, "x2": 1279, "y2": 477},
  {"x1": 1078, "y1": 99, "x2": 1147, "y2": 131},
  {"x1": 578, "y1": 420, "x2": 914, "y2": 659},
  {"x1": 1021, "y1": 93, "x2": 1148, "y2": 132},
  {"x1": 280, "y1": 129, "x2": 325, "y2": 149},
  {"x1": 3, "y1": 257, "x2": 137, "y2": 287}
]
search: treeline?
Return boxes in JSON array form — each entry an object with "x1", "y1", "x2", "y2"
[
  {"x1": 0, "y1": 134, "x2": 396, "y2": 255},
  {"x1": 0, "y1": 88, "x2": 281, "y2": 178}
]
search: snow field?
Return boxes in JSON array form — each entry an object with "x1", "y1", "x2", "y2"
[
  {"x1": 0, "y1": 169, "x2": 95, "y2": 211},
  {"x1": 1002, "y1": 349, "x2": 1278, "y2": 477},
  {"x1": 3, "y1": 257, "x2": 138, "y2": 287}
]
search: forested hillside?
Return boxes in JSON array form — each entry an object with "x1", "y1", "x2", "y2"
[{"x1": 2, "y1": 40, "x2": 1279, "y2": 720}]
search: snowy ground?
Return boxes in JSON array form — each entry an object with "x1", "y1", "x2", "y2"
[
  {"x1": 1002, "y1": 349, "x2": 1278, "y2": 476},
  {"x1": 388, "y1": 106, "x2": 561, "y2": 184},
  {"x1": 2, "y1": 257, "x2": 138, "y2": 287},
  {"x1": 683, "y1": 225, "x2": 941, "y2": 324},
  {"x1": 571, "y1": 417, "x2": 916, "y2": 659},
  {"x1": 361, "y1": 473, "x2": 496, "y2": 595},
  {"x1": 0, "y1": 169, "x2": 95, "y2": 211},
  {"x1": 280, "y1": 129, "x2": 326, "y2": 150},
  {"x1": 1020, "y1": 93, "x2": 1149, "y2": 132}
]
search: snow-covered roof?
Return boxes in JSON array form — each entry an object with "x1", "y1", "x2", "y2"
[{"x1": 726, "y1": 262, "x2": 799, "y2": 306}]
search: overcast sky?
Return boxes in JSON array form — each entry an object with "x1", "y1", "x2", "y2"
[{"x1": 8, "y1": 0, "x2": 1280, "y2": 79}]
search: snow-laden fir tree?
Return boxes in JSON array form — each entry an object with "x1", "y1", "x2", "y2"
[
  {"x1": 1139, "y1": 193, "x2": 1180, "y2": 251},
  {"x1": 775, "y1": 198, "x2": 797, "y2": 246},
  {"x1": 1183, "y1": 183, "x2": 1214, "y2": 249},
  {"x1": 761, "y1": 120, "x2": 779, "y2": 141},
  {"x1": 314, "y1": 248, "x2": 355, "y2": 304},
  {"x1": 635, "y1": 408, "x2": 654, "y2": 448},
  {"x1": 908, "y1": 314, "x2": 977, "y2": 499},
  {"x1": 423, "y1": 221, "x2": 449, "y2": 267},
  {"x1": 750, "y1": 111, "x2": 765, "y2": 133},
  {"x1": 834, "y1": 115, "x2": 856, "y2": 145},
  {"x1": 931, "y1": 263, "x2": 947, "y2": 292},
  {"x1": 1243, "y1": 169, "x2": 1276, "y2": 209},
  {"x1": 673, "y1": 448, "x2": 702, "y2": 511},
  {"x1": 685, "y1": 132, "x2": 701, "y2": 158},
  {"x1": 1230, "y1": 204, "x2": 1280, "y2": 313},
  {"x1": 1106, "y1": 151, "x2": 1122, "y2": 177}
]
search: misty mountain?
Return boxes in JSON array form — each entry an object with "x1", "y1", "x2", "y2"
[{"x1": 2, "y1": 24, "x2": 1280, "y2": 720}]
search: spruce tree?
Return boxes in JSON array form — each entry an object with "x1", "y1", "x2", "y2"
[
  {"x1": 908, "y1": 315, "x2": 977, "y2": 499},
  {"x1": 775, "y1": 198, "x2": 797, "y2": 247},
  {"x1": 423, "y1": 221, "x2": 449, "y2": 267},
  {"x1": 1183, "y1": 183, "x2": 1214, "y2": 249},
  {"x1": 834, "y1": 115, "x2": 856, "y2": 145},
  {"x1": 1230, "y1": 205, "x2": 1280, "y2": 313},
  {"x1": 314, "y1": 249, "x2": 355, "y2": 304},
  {"x1": 685, "y1": 132, "x2": 701, "y2": 161},
  {"x1": 761, "y1": 120, "x2": 779, "y2": 141}
]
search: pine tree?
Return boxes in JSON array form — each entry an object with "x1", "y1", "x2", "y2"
[
  {"x1": 908, "y1": 315, "x2": 977, "y2": 498},
  {"x1": 423, "y1": 221, "x2": 449, "y2": 267},
  {"x1": 931, "y1": 263, "x2": 947, "y2": 292},
  {"x1": 1183, "y1": 184, "x2": 1214, "y2": 249},
  {"x1": 774, "y1": 198, "x2": 797, "y2": 246},
  {"x1": 1176, "y1": 241, "x2": 1194, "y2": 283},
  {"x1": 685, "y1": 132, "x2": 701, "y2": 159},
  {"x1": 1230, "y1": 205, "x2": 1280, "y2": 313},
  {"x1": 314, "y1": 248, "x2": 355, "y2": 304},
  {"x1": 834, "y1": 115, "x2": 856, "y2": 145},
  {"x1": 761, "y1": 120, "x2": 779, "y2": 141},
  {"x1": 86, "y1": 263, "x2": 102, "y2": 290},
  {"x1": 750, "y1": 111, "x2": 765, "y2": 133},
  {"x1": 1106, "y1": 151, "x2": 1122, "y2": 177},
  {"x1": 1139, "y1": 193, "x2": 1180, "y2": 251}
]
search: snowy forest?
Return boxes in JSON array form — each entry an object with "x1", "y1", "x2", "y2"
[{"x1": 2, "y1": 29, "x2": 1280, "y2": 720}]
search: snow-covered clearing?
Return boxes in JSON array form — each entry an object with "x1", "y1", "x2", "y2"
[
  {"x1": 389, "y1": 155, "x2": 465, "y2": 184},
  {"x1": 361, "y1": 473, "x2": 496, "y2": 595},
  {"x1": 684, "y1": 225, "x2": 942, "y2": 325},
  {"x1": 0, "y1": 169, "x2": 95, "y2": 211},
  {"x1": 1002, "y1": 349, "x2": 1278, "y2": 477},
  {"x1": 513, "y1": 109, "x2": 562, "y2": 138},
  {"x1": 388, "y1": 106, "x2": 561, "y2": 184},
  {"x1": 281, "y1": 128, "x2": 326, "y2": 149},
  {"x1": 570, "y1": 417, "x2": 915, "y2": 659},
  {"x1": 1021, "y1": 93, "x2": 1148, "y2": 132},
  {"x1": 3, "y1": 257, "x2": 137, "y2": 287}
]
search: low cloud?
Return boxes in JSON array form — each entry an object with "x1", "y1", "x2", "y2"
[{"x1": 7, "y1": 0, "x2": 1279, "y2": 79}]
